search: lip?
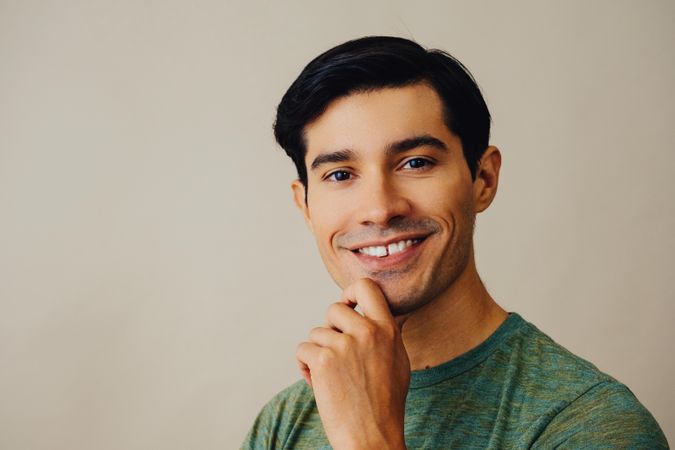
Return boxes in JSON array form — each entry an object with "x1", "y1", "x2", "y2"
[{"x1": 349, "y1": 235, "x2": 430, "y2": 272}]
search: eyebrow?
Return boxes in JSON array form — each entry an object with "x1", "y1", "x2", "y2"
[
  {"x1": 310, "y1": 149, "x2": 356, "y2": 171},
  {"x1": 310, "y1": 134, "x2": 448, "y2": 172},
  {"x1": 386, "y1": 134, "x2": 448, "y2": 156}
]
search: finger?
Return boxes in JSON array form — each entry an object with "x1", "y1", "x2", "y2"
[
  {"x1": 309, "y1": 326, "x2": 352, "y2": 352},
  {"x1": 342, "y1": 278, "x2": 394, "y2": 323},
  {"x1": 296, "y1": 356, "x2": 312, "y2": 387},
  {"x1": 309, "y1": 326, "x2": 340, "y2": 346},
  {"x1": 324, "y1": 302, "x2": 366, "y2": 334},
  {"x1": 296, "y1": 341, "x2": 320, "y2": 386},
  {"x1": 296, "y1": 341, "x2": 320, "y2": 367}
]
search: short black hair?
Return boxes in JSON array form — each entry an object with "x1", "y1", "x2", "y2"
[{"x1": 273, "y1": 35, "x2": 491, "y2": 188}]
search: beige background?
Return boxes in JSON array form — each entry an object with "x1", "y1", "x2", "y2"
[{"x1": 1, "y1": 0, "x2": 673, "y2": 448}]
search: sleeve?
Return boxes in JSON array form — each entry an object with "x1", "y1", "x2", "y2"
[{"x1": 532, "y1": 380, "x2": 669, "y2": 449}]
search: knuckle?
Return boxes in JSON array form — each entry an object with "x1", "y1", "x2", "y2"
[
  {"x1": 308, "y1": 327, "x2": 322, "y2": 340},
  {"x1": 381, "y1": 322, "x2": 397, "y2": 339},
  {"x1": 316, "y1": 349, "x2": 333, "y2": 368},
  {"x1": 335, "y1": 334, "x2": 352, "y2": 352},
  {"x1": 325, "y1": 302, "x2": 341, "y2": 321},
  {"x1": 357, "y1": 321, "x2": 378, "y2": 340}
]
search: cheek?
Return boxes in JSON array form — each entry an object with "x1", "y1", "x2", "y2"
[
  {"x1": 308, "y1": 199, "x2": 357, "y2": 286},
  {"x1": 415, "y1": 177, "x2": 469, "y2": 214},
  {"x1": 308, "y1": 200, "x2": 349, "y2": 251}
]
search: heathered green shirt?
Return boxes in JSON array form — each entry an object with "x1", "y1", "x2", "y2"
[{"x1": 242, "y1": 312, "x2": 668, "y2": 449}]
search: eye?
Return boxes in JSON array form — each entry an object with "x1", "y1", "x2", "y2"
[
  {"x1": 402, "y1": 157, "x2": 433, "y2": 170},
  {"x1": 325, "y1": 170, "x2": 352, "y2": 182}
]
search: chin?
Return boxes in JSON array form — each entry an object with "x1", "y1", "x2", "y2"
[{"x1": 379, "y1": 284, "x2": 436, "y2": 316}]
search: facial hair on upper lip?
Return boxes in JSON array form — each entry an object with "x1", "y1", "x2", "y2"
[{"x1": 335, "y1": 217, "x2": 442, "y2": 251}]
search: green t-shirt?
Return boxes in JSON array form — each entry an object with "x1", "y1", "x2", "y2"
[{"x1": 242, "y1": 312, "x2": 668, "y2": 449}]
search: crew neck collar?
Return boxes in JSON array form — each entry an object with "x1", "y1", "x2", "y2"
[{"x1": 409, "y1": 312, "x2": 525, "y2": 389}]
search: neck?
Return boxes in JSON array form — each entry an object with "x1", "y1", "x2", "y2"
[{"x1": 398, "y1": 247, "x2": 508, "y2": 371}]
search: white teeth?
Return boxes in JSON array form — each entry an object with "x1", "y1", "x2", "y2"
[
  {"x1": 373, "y1": 246, "x2": 387, "y2": 257},
  {"x1": 358, "y1": 245, "x2": 387, "y2": 257},
  {"x1": 358, "y1": 239, "x2": 419, "y2": 257}
]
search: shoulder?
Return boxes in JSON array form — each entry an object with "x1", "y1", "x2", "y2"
[
  {"x1": 263, "y1": 379, "x2": 315, "y2": 414},
  {"x1": 533, "y1": 379, "x2": 669, "y2": 448},
  {"x1": 506, "y1": 316, "x2": 668, "y2": 447},
  {"x1": 241, "y1": 380, "x2": 320, "y2": 450},
  {"x1": 505, "y1": 316, "x2": 615, "y2": 396},
  {"x1": 513, "y1": 317, "x2": 603, "y2": 374}
]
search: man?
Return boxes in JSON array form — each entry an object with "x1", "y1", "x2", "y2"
[{"x1": 241, "y1": 36, "x2": 667, "y2": 449}]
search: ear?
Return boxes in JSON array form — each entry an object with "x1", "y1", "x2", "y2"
[
  {"x1": 472, "y1": 146, "x2": 501, "y2": 213},
  {"x1": 291, "y1": 179, "x2": 313, "y2": 232}
]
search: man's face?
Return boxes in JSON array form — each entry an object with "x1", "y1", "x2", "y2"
[{"x1": 293, "y1": 83, "x2": 483, "y2": 316}]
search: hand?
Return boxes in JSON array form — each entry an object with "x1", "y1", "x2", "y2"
[{"x1": 296, "y1": 278, "x2": 410, "y2": 450}]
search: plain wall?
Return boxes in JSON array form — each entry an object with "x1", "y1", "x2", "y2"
[{"x1": 1, "y1": 0, "x2": 673, "y2": 448}]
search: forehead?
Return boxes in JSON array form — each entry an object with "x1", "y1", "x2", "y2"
[{"x1": 303, "y1": 83, "x2": 451, "y2": 159}]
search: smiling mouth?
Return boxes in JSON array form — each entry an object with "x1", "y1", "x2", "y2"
[{"x1": 352, "y1": 237, "x2": 426, "y2": 258}]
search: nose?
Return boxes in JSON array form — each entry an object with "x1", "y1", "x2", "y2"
[{"x1": 355, "y1": 173, "x2": 412, "y2": 227}]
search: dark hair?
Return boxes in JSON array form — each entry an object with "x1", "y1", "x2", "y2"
[{"x1": 273, "y1": 35, "x2": 491, "y2": 188}]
